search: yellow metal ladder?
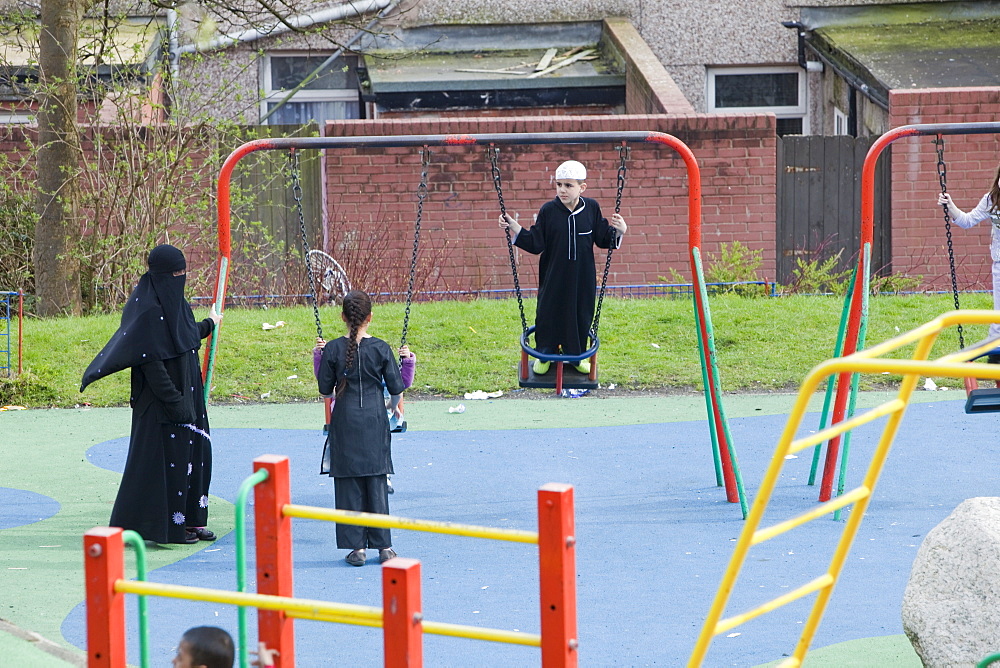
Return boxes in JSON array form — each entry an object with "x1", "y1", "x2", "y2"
[{"x1": 689, "y1": 310, "x2": 1000, "y2": 667}]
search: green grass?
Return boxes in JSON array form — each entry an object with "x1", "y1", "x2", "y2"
[{"x1": 2, "y1": 292, "x2": 993, "y2": 407}]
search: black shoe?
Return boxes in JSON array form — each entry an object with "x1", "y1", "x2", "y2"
[
  {"x1": 182, "y1": 530, "x2": 199, "y2": 544},
  {"x1": 187, "y1": 527, "x2": 216, "y2": 541},
  {"x1": 345, "y1": 549, "x2": 366, "y2": 566},
  {"x1": 379, "y1": 548, "x2": 397, "y2": 563}
]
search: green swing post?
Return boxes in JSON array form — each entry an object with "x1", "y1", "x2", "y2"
[
  {"x1": 120, "y1": 530, "x2": 150, "y2": 668},
  {"x1": 694, "y1": 296, "x2": 723, "y2": 487},
  {"x1": 692, "y1": 248, "x2": 749, "y2": 518},
  {"x1": 235, "y1": 468, "x2": 270, "y2": 668},
  {"x1": 808, "y1": 260, "x2": 860, "y2": 486},
  {"x1": 833, "y1": 244, "x2": 872, "y2": 521}
]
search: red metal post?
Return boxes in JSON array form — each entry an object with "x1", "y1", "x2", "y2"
[
  {"x1": 324, "y1": 396, "x2": 332, "y2": 428},
  {"x1": 521, "y1": 350, "x2": 529, "y2": 381},
  {"x1": 382, "y1": 558, "x2": 423, "y2": 668},
  {"x1": 538, "y1": 484, "x2": 578, "y2": 668},
  {"x1": 254, "y1": 455, "x2": 295, "y2": 667},
  {"x1": 588, "y1": 353, "x2": 597, "y2": 381},
  {"x1": 84, "y1": 527, "x2": 126, "y2": 668},
  {"x1": 555, "y1": 362, "x2": 564, "y2": 394}
]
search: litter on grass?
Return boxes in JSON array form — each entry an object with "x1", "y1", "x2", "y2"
[
  {"x1": 561, "y1": 389, "x2": 589, "y2": 398},
  {"x1": 448, "y1": 404, "x2": 466, "y2": 414},
  {"x1": 262, "y1": 321, "x2": 286, "y2": 330}
]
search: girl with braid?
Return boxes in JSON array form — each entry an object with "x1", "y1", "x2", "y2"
[{"x1": 317, "y1": 290, "x2": 406, "y2": 566}]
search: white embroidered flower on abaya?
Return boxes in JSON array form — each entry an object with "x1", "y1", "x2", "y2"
[
  {"x1": 199, "y1": 495, "x2": 209, "y2": 508},
  {"x1": 188, "y1": 463, "x2": 193, "y2": 475},
  {"x1": 172, "y1": 512, "x2": 185, "y2": 525}
]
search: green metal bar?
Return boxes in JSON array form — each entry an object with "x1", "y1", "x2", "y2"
[
  {"x1": 204, "y1": 256, "x2": 229, "y2": 403},
  {"x1": 693, "y1": 290, "x2": 724, "y2": 486},
  {"x1": 978, "y1": 653, "x2": 1000, "y2": 668},
  {"x1": 693, "y1": 248, "x2": 749, "y2": 518},
  {"x1": 235, "y1": 468, "x2": 269, "y2": 668},
  {"x1": 121, "y1": 530, "x2": 149, "y2": 668},
  {"x1": 808, "y1": 264, "x2": 858, "y2": 486},
  {"x1": 834, "y1": 245, "x2": 872, "y2": 521}
]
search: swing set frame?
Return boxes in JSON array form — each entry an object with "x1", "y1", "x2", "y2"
[{"x1": 202, "y1": 131, "x2": 749, "y2": 515}]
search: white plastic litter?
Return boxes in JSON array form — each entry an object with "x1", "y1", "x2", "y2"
[
  {"x1": 261, "y1": 321, "x2": 286, "y2": 330},
  {"x1": 448, "y1": 404, "x2": 466, "y2": 414},
  {"x1": 923, "y1": 378, "x2": 938, "y2": 391},
  {"x1": 464, "y1": 390, "x2": 503, "y2": 400},
  {"x1": 286, "y1": 375, "x2": 298, "y2": 380},
  {"x1": 260, "y1": 391, "x2": 271, "y2": 399},
  {"x1": 651, "y1": 343, "x2": 661, "y2": 349}
]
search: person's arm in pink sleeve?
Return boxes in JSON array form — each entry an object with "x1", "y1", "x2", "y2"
[{"x1": 399, "y1": 346, "x2": 416, "y2": 389}]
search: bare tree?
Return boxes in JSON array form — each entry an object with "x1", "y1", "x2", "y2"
[{"x1": 34, "y1": 0, "x2": 84, "y2": 315}]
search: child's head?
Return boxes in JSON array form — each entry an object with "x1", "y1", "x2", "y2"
[
  {"x1": 173, "y1": 626, "x2": 234, "y2": 668},
  {"x1": 337, "y1": 290, "x2": 373, "y2": 398},
  {"x1": 554, "y1": 160, "x2": 587, "y2": 208},
  {"x1": 341, "y1": 290, "x2": 373, "y2": 331}
]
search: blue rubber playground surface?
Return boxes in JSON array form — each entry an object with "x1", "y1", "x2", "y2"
[{"x1": 1, "y1": 391, "x2": 994, "y2": 666}]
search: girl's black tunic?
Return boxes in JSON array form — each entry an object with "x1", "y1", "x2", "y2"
[{"x1": 318, "y1": 336, "x2": 405, "y2": 478}]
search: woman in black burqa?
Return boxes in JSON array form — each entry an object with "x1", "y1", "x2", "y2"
[{"x1": 81, "y1": 244, "x2": 221, "y2": 544}]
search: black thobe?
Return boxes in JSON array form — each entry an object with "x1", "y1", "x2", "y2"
[
  {"x1": 514, "y1": 196, "x2": 621, "y2": 355},
  {"x1": 318, "y1": 335, "x2": 404, "y2": 549}
]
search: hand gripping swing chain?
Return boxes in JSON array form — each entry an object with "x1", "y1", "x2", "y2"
[
  {"x1": 291, "y1": 149, "x2": 324, "y2": 340},
  {"x1": 591, "y1": 143, "x2": 629, "y2": 340},
  {"x1": 490, "y1": 145, "x2": 528, "y2": 334},
  {"x1": 935, "y1": 135, "x2": 964, "y2": 348},
  {"x1": 400, "y1": 147, "x2": 430, "y2": 348}
]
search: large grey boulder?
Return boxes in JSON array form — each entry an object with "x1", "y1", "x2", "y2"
[{"x1": 902, "y1": 497, "x2": 1000, "y2": 667}]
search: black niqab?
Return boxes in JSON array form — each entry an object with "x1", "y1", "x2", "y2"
[{"x1": 80, "y1": 244, "x2": 201, "y2": 391}]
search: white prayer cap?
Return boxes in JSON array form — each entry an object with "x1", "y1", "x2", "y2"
[{"x1": 555, "y1": 160, "x2": 587, "y2": 181}]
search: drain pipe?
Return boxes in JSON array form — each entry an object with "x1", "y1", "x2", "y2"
[{"x1": 173, "y1": 0, "x2": 394, "y2": 55}]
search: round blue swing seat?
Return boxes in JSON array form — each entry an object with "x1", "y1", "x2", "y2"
[{"x1": 518, "y1": 326, "x2": 599, "y2": 390}]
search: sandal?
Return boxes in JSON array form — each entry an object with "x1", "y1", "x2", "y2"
[
  {"x1": 182, "y1": 530, "x2": 199, "y2": 544},
  {"x1": 187, "y1": 527, "x2": 217, "y2": 541}
]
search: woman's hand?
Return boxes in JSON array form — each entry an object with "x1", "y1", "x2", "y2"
[{"x1": 209, "y1": 304, "x2": 223, "y2": 326}]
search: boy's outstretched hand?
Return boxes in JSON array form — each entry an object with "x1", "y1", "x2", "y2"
[
  {"x1": 498, "y1": 213, "x2": 522, "y2": 238},
  {"x1": 610, "y1": 212, "x2": 627, "y2": 235}
]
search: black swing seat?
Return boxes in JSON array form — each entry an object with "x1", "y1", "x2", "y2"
[
  {"x1": 962, "y1": 342, "x2": 1000, "y2": 414},
  {"x1": 520, "y1": 364, "x2": 599, "y2": 390},
  {"x1": 965, "y1": 389, "x2": 1000, "y2": 414},
  {"x1": 518, "y1": 326, "x2": 600, "y2": 391}
]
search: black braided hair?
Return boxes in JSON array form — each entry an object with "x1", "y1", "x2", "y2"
[{"x1": 336, "y1": 290, "x2": 372, "y2": 399}]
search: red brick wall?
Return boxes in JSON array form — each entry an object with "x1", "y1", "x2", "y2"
[
  {"x1": 888, "y1": 87, "x2": 1000, "y2": 291},
  {"x1": 322, "y1": 113, "x2": 777, "y2": 296}
]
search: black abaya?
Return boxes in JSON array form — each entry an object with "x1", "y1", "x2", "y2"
[{"x1": 81, "y1": 244, "x2": 216, "y2": 544}]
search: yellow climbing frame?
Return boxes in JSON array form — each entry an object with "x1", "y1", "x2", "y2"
[{"x1": 689, "y1": 310, "x2": 1000, "y2": 668}]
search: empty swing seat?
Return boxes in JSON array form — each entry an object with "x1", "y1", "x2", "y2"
[{"x1": 965, "y1": 388, "x2": 1000, "y2": 414}]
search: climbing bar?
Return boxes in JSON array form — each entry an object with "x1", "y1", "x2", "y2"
[
  {"x1": 714, "y1": 574, "x2": 836, "y2": 636},
  {"x1": 282, "y1": 504, "x2": 539, "y2": 543},
  {"x1": 751, "y1": 486, "x2": 870, "y2": 545},
  {"x1": 790, "y1": 400, "x2": 905, "y2": 455}
]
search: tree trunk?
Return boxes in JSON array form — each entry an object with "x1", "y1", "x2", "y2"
[{"x1": 34, "y1": 0, "x2": 83, "y2": 316}]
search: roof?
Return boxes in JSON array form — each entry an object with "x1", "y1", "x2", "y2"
[
  {"x1": 356, "y1": 22, "x2": 625, "y2": 111},
  {"x1": 0, "y1": 17, "x2": 164, "y2": 69},
  {"x1": 803, "y1": 3, "x2": 1000, "y2": 91}
]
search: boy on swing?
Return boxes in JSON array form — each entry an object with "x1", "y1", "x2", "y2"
[{"x1": 499, "y1": 159, "x2": 627, "y2": 374}]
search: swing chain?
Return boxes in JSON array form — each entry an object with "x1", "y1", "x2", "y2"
[
  {"x1": 935, "y1": 135, "x2": 964, "y2": 348},
  {"x1": 401, "y1": 147, "x2": 430, "y2": 348},
  {"x1": 592, "y1": 143, "x2": 630, "y2": 339},
  {"x1": 291, "y1": 149, "x2": 324, "y2": 340},
  {"x1": 490, "y1": 145, "x2": 528, "y2": 333}
]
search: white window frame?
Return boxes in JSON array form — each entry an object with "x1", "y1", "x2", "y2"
[
  {"x1": 706, "y1": 65, "x2": 808, "y2": 134},
  {"x1": 261, "y1": 52, "x2": 360, "y2": 125},
  {"x1": 833, "y1": 107, "x2": 849, "y2": 136}
]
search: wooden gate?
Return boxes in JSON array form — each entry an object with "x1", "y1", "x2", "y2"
[
  {"x1": 228, "y1": 124, "x2": 323, "y2": 299},
  {"x1": 776, "y1": 135, "x2": 891, "y2": 285}
]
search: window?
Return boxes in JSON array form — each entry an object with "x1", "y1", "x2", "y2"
[
  {"x1": 833, "y1": 107, "x2": 848, "y2": 136},
  {"x1": 262, "y1": 54, "x2": 361, "y2": 125},
  {"x1": 706, "y1": 66, "x2": 808, "y2": 136}
]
